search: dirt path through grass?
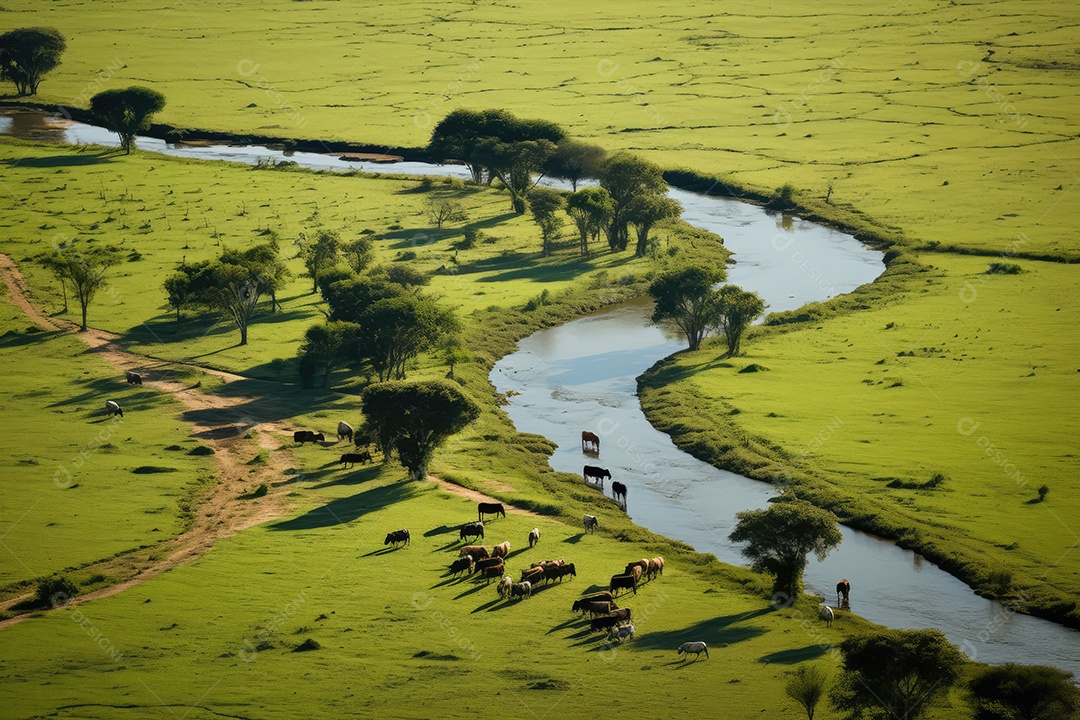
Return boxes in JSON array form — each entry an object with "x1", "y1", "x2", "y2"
[
  {"x1": 0, "y1": 253, "x2": 298, "y2": 627},
  {"x1": 427, "y1": 475, "x2": 543, "y2": 519}
]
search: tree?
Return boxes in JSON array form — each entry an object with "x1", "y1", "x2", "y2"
[
  {"x1": 625, "y1": 193, "x2": 682, "y2": 257},
  {"x1": 527, "y1": 187, "x2": 565, "y2": 256},
  {"x1": 295, "y1": 228, "x2": 341, "y2": 293},
  {"x1": 600, "y1": 152, "x2": 667, "y2": 251},
  {"x1": 382, "y1": 264, "x2": 431, "y2": 290},
  {"x1": 361, "y1": 380, "x2": 481, "y2": 481},
  {"x1": 298, "y1": 321, "x2": 357, "y2": 388},
  {"x1": 356, "y1": 295, "x2": 456, "y2": 381},
  {"x1": 728, "y1": 499, "x2": 842, "y2": 600},
  {"x1": 88, "y1": 86, "x2": 166, "y2": 154},
  {"x1": 427, "y1": 197, "x2": 468, "y2": 229},
  {"x1": 163, "y1": 270, "x2": 193, "y2": 321},
  {"x1": 713, "y1": 285, "x2": 766, "y2": 356},
  {"x1": 342, "y1": 236, "x2": 375, "y2": 274},
  {"x1": 322, "y1": 274, "x2": 403, "y2": 323},
  {"x1": 969, "y1": 664, "x2": 1080, "y2": 720},
  {"x1": 566, "y1": 186, "x2": 614, "y2": 256},
  {"x1": 785, "y1": 665, "x2": 830, "y2": 720},
  {"x1": 204, "y1": 261, "x2": 264, "y2": 346},
  {"x1": 221, "y1": 240, "x2": 289, "y2": 313},
  {"x1": 831, "y1": 629, "x2": 965, "y2": 720},
  {"x1": 648, "y1": 265, "x2": 727, "y2": 351},
  {"x1": 0, "y1": 27, "x2": 65, "y2": 96},
  {"x1": 39, "y1": 243, "x2": 122, "y2": 331},
  {"x1": 478, "y1": 137, "x2": 557, "y2": 214},
  {"x1": 545, "y1": 140, "x2": 607, "y2": 191}
]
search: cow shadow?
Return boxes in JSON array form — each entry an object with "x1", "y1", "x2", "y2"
[
  {"x1": 433, "y1": 540, "x2": 461, "y2": 553},
  {"x1": 359, "y1": 546, "x2": 401, "y2": 557},
  {"x1": 310, "y1": 465, "x2": 380, "y2": 489},
  {"x1": 270, "y1": 482, "x2": 416, "y2": 531},
  {"x1": 454, "y1": 582, "x2": 493, "y2": 600},
  {"x1": 563, "y1": 533, "x2": 585, "y2": 544},
  {"x1": 423, "y1": 525, "x2": 456, "y2": 538},
  {"x1": 546, "y1": 617, "x2": 585, "y2": 635},
  {"x1": 632, "y1": 610, "x2": 773, "y2": 653}
]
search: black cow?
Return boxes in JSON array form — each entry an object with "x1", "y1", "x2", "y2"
[
  {"x1": 340, "y1": 451, "x2": 372, "y2": 469},
  {"x1": 837, "y1": 579, "x2": 851, "y2": 607},
  {"x1": 125, "y1": 371, "x2": 143, "y2": 385},
  {"x1": 551, "y1": 563, "x2": 576, "y2": 582},
  {"x1": 610, "y1": 574, "x2": 637, "y2": 596},
  {"x1": 460, "y1": 522, "x2": 485, "y2": 542},
  {"x1": 612, "y1": 481, "x2": 627, "y2": 504},
  {"x1": 583, "y1": 465, "x2": 611, "y2": 489},
  {"x1": 571, "y1": 593, "x2": 614, "y2": 614},
  {"x1": 384, "y1": 529, "x2": 410, "y2": 548},
  {"x1": 294, "y1": 430, "x2": 325, "y2": 444},
  {"x1": 590, "y1": 615, "x2": 622, "y2": 632},
  {"x1": 478, "y1": 502, "x2": 505, "y2": 522},
  {"x1": 449, "y1": 556, "x2": 473, "y2": 577}
]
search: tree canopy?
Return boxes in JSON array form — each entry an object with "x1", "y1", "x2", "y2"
[
  {"x1": 88, "y1": 86, "x2": 166, "y2": 154},
  {"x1": 0, "y1": 27, "x2": 65, "y2": 96},
  {"x1": 295, "y1": 228, "x2": 341, "y2": 293},
  {"x1": 784, "y1": 664, "x2": 830, "y2": 720},
  {"x1": 648, "y1": 265, "x2": 728, "y2": 351},
  {"x1": 969, "y1": 663, "x2": 1080, "y2": 720},
  {"x1": 361, "y1": 380, "x2": 481, "y2": 481},
  {"x1": 545, "y1": 140, "x2": 607, "y2": 191},
  {"x1": 728, "y1": 498, "x2": 842, "y2": 600},
  {"x1": 566, "y1": 186, "x2": 614, "y2": 256},
  {"x1": 527, "y1": 187, "x2": 565, "y2": 256},
  {"x1": 625, "y1": 193, "x2": 682, "y2": 257},
  {"x1": 39, "y1": 242, "x2": 122, "y2": 331},
  {"x1": 600, "y1": 152, "x2": 667, "y2": 251},
  {"x1": 356, "y1": 295, "x2": 457, "y2": 381},
  {"x1": 713, "y1": 284, "x2": 766, "y2": 356}
]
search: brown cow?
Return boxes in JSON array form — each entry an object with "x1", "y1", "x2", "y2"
[
  {"x1": 581, "y1": 430, "x2": 600, "y2": 452},
  {"x1": 521, "y1": 567, "x2": 545, "y2": 585},
  {"x1": 460, "y1": 545, "x2": 489, "y2": 561},
  {"x1": 491, "y1": 541, "x2": 510, "y2": 559},
  {"x1": 647, "y1": 556, "x2": 665, "y2": 580},
  {"x1": 479, "y1": 562, "x2": 505, "y2": 583}
]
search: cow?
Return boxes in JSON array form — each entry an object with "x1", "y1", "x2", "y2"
[
  {"x1": 105, "y1": 400, "x2": 124, "y2": 418},
  {"x1": 337, "y1": 421, "x2": 354, "y2": 443},
  {"x1": 647, "y1": 556, "x2": 665, "y2": 581},
  {"x1": 528, "y1": 527, "x2": 540, "y2": 548},
  {"x1": 583, "y1": 514, "x2": 599, "y2": 533},
  {"x1": 583, "y1": 465, "x2": 611, "y2": 489},
  {"x1": 583, "y1": 600, "x2": 617, "y2": 618},
  {"x1": 571, "y1": 593, "x2": 614, "y2": 614},
  {"x1": 624, "y1": 559, "x2": 649, "y2": 578},
  {"x1": 551, "y1": 563, "x2": 576, "y2": 582},
  {"x1": 384, "y1": 529, "x2": 410, "y2": 548},
  {"x1": 520, "y1": 567, "x2": 545, "y2": 586},
  {"x1": 581, "y1": 430, "x2": 600, "y2": 452},
  {"x1": 449, "y1": 556, "x2": 473, "y2": 577},
  {"x1": 479, "y1": 561, "x2": 505, "y2": 583},
  {"x1": 530, "y1": 558, "x2": 563, "y2": 568},
  {"x1": 497, "y1": 575, "x2": 513, "y2": 599},
  {"x1": 609, "y1": 574, "x2": 637, "y2": 596},
  {"x1": 125, "y1": 371, "x2": 142, "y2": 386},
  {"x1": 478, "y1": 502, "x2": 505, "y2": 522},
  {"x1": 612, "y1": 481, "x2": 627, "y2": 505},
  {"x1": 339, "y1": 452, "x2": 371, "y2": 469},
  {"x1": 677, "y1": 641, "x2": 709, "y2": 660},
  {"x1": 590, "y1": 615, "x2": 621, "y2": 632},
  {"x1": 625, "y1": 565, "x2": 643, "y2": 584},
  {"x1": 509, "y1": 581, "x2": 532, "y2": 600},
  {"x1": 836, "y1": 579, "x2": 851, "y2": 607},
  {"x1": 474, "y1": 556, "x2": 504, "y2": 573},
  {"x1": 610, "y1": 607, "x2": 631, "y2": 624},
  {"x1": 609, "y1": 623, "x2": 635, "y2": 644},
  {"x1": 820, "y1": 605, "x2": 834, "y2": 627},
  {"x1": 459, "y1": 545, "x2": 489, "y2": 562},
  {"x1": 294, "y1": 430, "x2": 324, "y2": 444},
  {"x1": 491, "y1": 541, "x2": 510, "y2": 559},
  {"x1": 460, "y1": 522, "x2": 485, "y2": 542}
]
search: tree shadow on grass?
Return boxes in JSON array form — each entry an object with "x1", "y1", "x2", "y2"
[
  {"x1": 270, "y1": 481, "x2": 416, "y2": 531},
  {"x1": 632, "y1": 609, "x2": 774, "y2": 653},
  {"x1": 757, "y1": 644, "x2": 832, "y2": 665},
  {"x1": 4, "y1": 152, "x2": 114, "y2": 168},
  {"x1": 310, "y1": 465, "x2": 380, "y2": 489}
]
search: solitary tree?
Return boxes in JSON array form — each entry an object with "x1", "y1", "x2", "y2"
[
  {"x1": 295, "y1": 228, "x2": 341, "y2": 293},
  {"x1": 89, "y1": 86, "x2": 167, "y2": 154},
  {"x1": 0, "y1": 27, "x2": 65, "y2": 96},
  {"x1": 221, "y1": 240, "x2": 289, "y2": 313},
  {"x1": 545, "y1": 139, "x2": 607, "y2": 191},
  {"x1": 427, "y1": 197, "x2": 468, "y2": 230},
  {"x1": 729, "y1": 499, "x2": 842, "y2": 600},
  {"x1": 356, "y1": 295, "x2": 456, "y2": 381},
  {"x1": 648, "y1": 265, "x2": 727, "y2": 351},
  {"x1": 625, "y1": 193, "x2": 682, "y2": 257},
  {"x1": 40, "y1": 243, "x2": 122, "y2": 331},
  {"x1": 831, "y1": 629, "x2": 966, "y2": 720},
  {"x1": 713, "y1": 285, "x2": 766, "y2": 356},
  {"x1": 204, "y1": 261, "x2": 264, "y2": 346},
  {"x1": 784, "y1": 665, "x2": 830, "y2": 720},
  {"x1": 527, "y1": 187, "x2": 565, "y2": 256},
  {"x1": 566, "y1": 186, "x2": 614, "y2": 256},
  {"x1": 600, "y1": 152, "x2": 667, "y2": 251},
  {"x1": 361, "y1": 380, "x2": 481, "y2": 481},
  {"x1": 969, "y1": 663, "x2": 1080, "y2": 720}
]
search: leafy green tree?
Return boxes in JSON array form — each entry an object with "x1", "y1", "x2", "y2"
[
  {"x1": 969, "y1": 663, "x2": 1080, "y2": 720},
  {"x1": 382, "y1": 264, "x2": 431, "y2": 290},
  {"x1": 297, "y1": 320, "x2": 357, "y2": 388},
  {"x1": 427, "y1": 197, "x2": 468, "y2": 229},
  {"x1": 342, "y1": 236, "x2": 375, "y2": 274},
  {"x1": 831, "y1": 629, "x2": 966, "y2": 720},
  {"x1": 785, "y1": 664, "x2": 830, "y2": 720},
  {"x1": 357, "y1": 295, "x2": 456, "y2": 381},
  {"x1": 295, "y1": 228, "x2": 341, "y2": 293},
  {"x1": 322, "y1": 274, "x2": 403, "y2": 323},
  {"x1": 163, "y1": 269, "x2": 193, "y2": 321},
  {"x1": 88, "y1": 86, "x2": 166, "y2": 154},
  {"x1": 527, "y1": 187, "x2": 565, "y2": 256},
  {"x1": 648, "y1": 265, "x2": 727, "y2": 351},
  {"x1": 566, "y1": 186, "x2": 614, "y2": 256},
  {"x1": 545, "y1": 139, "x2": 607, "y2": 191},
  {"x1": 600, "y1": 152, "x2": 667, "y2": 251},
  {"x1": 0, "y1": 27, "x2": 65, "y2": 96},
  {"x1": 713, "y1": 285, "x2": 766, "y2": 356},
  {"x1": 361, "y1": 380, "x2": 481, "y2": 480},
  {"x1": 625, "y1": 193, "x2": 682, "y2": 257},
  {"x1": 729, "y1": 499, "x2": 842, "y2": 600},
  {"x1": 204, "y1": 261, "x2": 264, "y2": 346},
  {"x1": 39, "y1": 242, "x2": 122, "y2": 331},
  {"x1": 221, "y1": 240, "x2": 289, "y2": 313},
  {"x1": 427, "y1": 108, "x2": 493, "y2": 184},
  {"x1": 478, "y1": 137, "x2": 557, "y2": 214}
]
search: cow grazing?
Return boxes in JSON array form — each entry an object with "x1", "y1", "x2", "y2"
[
  {"x1": 294, "y1": 430, "x2": 324, "y2": 444},
  {"x1": 105, "y1": 400, "x2": 124, "y2": 418},
  {"x1": 528, "y1": 527, "x2": 540, "y2": 548},
  {"x1": 581, "y1": 430, "x2": 600, "y2": 452},
  {"x1": 384, "y1": 529, "x2": 410, "y2": 548},
  {"x1": 590, "y1": 615, "x2": 621, "y2": 632},
  {"x1": 125, "y1": 371, "x2": 142, "y2": 385},
  {"x1": 339, "y1": 452, "x2": 371, "y2": 469},
  {"x1": 460, "y1": 545, "x2": 489, "y2": 561},
  {"x1": 612, "y1": 481, "x2": 627, "y2": 505},
  {"x1": 478, "y1": 502, "x2": 505, "y2": 522},
  {"x1": 583, "y1": 514, "x2": 599, "y2": 533},
  {"x1": 520, "y1": 567, "x2": 545, "y2": 586},
  {"x1": 583, "y1": 465, "x2": 611, "y2": 489},
  {"x1": 491, "y1": 541, "x2": 510, "y2": 559},
  {"x1": 609, "y1": 623, "x2": 635, "y2": 644},
  {"x1": 530, "y1": 558, "x2": 563, "y2": 568},
  {"x1": 678, "y1": 641, "x2": 709, "y2": 660},
  {"x1": 497, "y1": 575, "x2": 513, "y2": 599},
  {"x1": 836, "y1": 579, "x2": 851, "y2": 606},
  {"x1": 479, "y1": 561, "x2": 504, "y2": 583},
  {"x1": 610, "y1": 607, "x2": 631, "y2": 624},
  {"x1": 474, "y1": 556, "x2": 504, "y2": 573},
  {"x1": 510, "y1": 581, "x2": 532, "y2": 600},
  {"x1": 820, "y1": 605, "x2": 834, "y2": 627},
  {"x1": 647, "y1": 556, "x2": 665, "y2": 581},
  {"x1": 460, "y1": 522, "x2": 485, "y2": 542},
  {"x1": 552, "y1": 563, "x2": 576, "y2": 583},
  {"x1": 609, "y1": 574, "x2": 637, "y2": 596},
  {"x1": 583, "y1": 600, "x2": 617, "y2": 618},
  {"x1": 626, "y1": 565, "x2": 643, "y2": 584},
  {"x1": 624, "y1": 559, "x2": 649, "y2": 578},
  {"x1": 571, "y1": 593, "x2": 614, "y2": 614},
  {"x1": 449, "y1": 556, "x2": 474, "y2": 577},
  {"x1": 337, "y1": 421, "x2": 354, "y2": 443}
]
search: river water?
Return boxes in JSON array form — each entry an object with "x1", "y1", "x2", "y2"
[{"x1": 4, "y1": 108, "x2": 1078, "y2": 674}]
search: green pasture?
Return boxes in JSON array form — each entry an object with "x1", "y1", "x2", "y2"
[
  {"x1": 3, "y1": 0, "x2": 1078, "y2": 257},
  {"x1": 0, "y1": 288, "x2": 213, "y2": 590},
  {"x1": 641, "y1": 251, "x2": 1080, "y2": 619}
]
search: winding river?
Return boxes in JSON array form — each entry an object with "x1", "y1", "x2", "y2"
[{"x1": 4, "y1": 109, "x2": 1078, "y2": 674}]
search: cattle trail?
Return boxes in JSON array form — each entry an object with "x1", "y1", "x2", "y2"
[
  {"x1": 426, "y1": 475, "x2": 543, "y2": 518},
  {"x1": 0, "y1": 254, "x2": 299, "y2": 628}
]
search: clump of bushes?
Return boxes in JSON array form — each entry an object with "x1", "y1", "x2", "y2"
[
  {"x1": 36, "y1": 574, "x2": 79, "y2": 607},
  {"x1": 986, "y1": 262, "x2": 1023, "y2": 274},
  {"x1": 766, "y1": 182, "x2": 797, "y2": 210},
  {"x1": 523, "y1": 289, "x2": 553, "y2": 311}
]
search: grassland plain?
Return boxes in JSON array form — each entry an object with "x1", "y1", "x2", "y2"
[{"x1": 2, "y1": 0, "x2": 1078, "y2": 258}]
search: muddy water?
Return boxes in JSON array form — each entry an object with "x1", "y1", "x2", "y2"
[{"x1": 5, "y1": 108, "x2": 1079, "y2": 673}]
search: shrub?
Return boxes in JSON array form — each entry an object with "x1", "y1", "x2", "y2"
[
  {"x1": 986, "y1": 262, "x2": 1023, "y2": 275},
  {"x1": 395, "y1": 250, "x2": 417, "y2": 262},
  {"x1": 523, "y1": 289, "x2": 552, "y2": 311},
  {"x1": 767, "y1": 182, "x2": 797, "y2": 210},
  {"x1": 36, "y1": 574, "x2": 79, "y2": 607},
  {"x1": 1038, "y1": 484, "x2": 1050, "y2": 502},
  {"x1": 454, "y1": 228, "x2": 483, "y2": 250},
  {"x1": 253, "y1": 483, "x2": 269, "y2": 498}
]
